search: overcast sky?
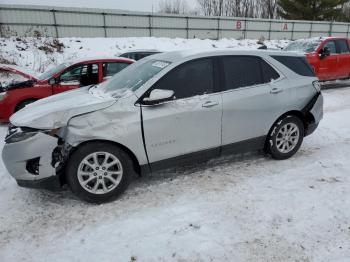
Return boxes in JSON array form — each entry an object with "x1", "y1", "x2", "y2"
[{"x1": 0, "y1": 0, "x2": 198, "y2": 12}]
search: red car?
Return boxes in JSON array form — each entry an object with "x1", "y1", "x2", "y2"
[
  {"x1": 0, "y1": 57, "x2": 133, "y2": 122},
  {"x1": 284, "y1": 37, "x2": 350, "y2": 81}
]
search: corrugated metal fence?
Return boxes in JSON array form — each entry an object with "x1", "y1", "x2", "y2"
[{"x1": 1, "y1": 4, "x2": 350, "y2": 39}]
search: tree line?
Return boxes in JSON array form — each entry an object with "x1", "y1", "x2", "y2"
[{"x1": 158, "y1": 0, "x2": 350, "y2": 22}]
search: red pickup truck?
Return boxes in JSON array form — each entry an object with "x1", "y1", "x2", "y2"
[
  {"x1": 284, "y1": 37, "x2": 350, "y2": 81},
  {"x1": 0, "y1": 57, "x2": 133, "y2": 122}
]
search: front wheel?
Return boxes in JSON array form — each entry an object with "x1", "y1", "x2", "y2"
[
  {"x1": 266, "y1": 115, "x2": 304, "y2": 160},
  {"x1": 66, "y1": 142, "x2": 133, "y2": 203}
]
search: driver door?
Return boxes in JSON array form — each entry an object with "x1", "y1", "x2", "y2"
[
  {"x1": 53, "y1": 63, "x2": 99, "y2": 94},
  {"x1": 318, "y1": 40, "x2": 338, "y2": 81},
  {"x1": 141, "y1": 58, "x2": 223, "y2": 169}
]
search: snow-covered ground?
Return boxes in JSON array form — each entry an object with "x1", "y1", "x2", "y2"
[
  {"x1": 0, "y1": 85, "x2": 350, "y2": 261},
  {"x1": 0, "y1": 37, "x2": 289, "y2": 73}
]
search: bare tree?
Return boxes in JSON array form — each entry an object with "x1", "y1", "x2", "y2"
[
  {"x1": 197, "y1": 0, "x2": 280, "y2": 18},
  {"x1": 158, "y1": 0, "x2": 189, "y2": 14}
]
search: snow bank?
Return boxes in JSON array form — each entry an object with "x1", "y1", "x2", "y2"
[{"x1": 0, "y1": 37, "x2": 290, "y2": 73}]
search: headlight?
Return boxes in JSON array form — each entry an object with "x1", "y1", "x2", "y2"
[
  {"x1": 5, "y1": 131, "x2": 37, "y2": 144},
  {"x1": 313, "y1": 81, "x2": 321, "y2": 93},
  {"x1": 0, "y1": 92, "x2": 7, "y2": 101}
]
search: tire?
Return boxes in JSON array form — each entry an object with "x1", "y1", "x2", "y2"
[
  {"x1": 266, "y1": 115, "x2": 304, "y2": 160},
  {"x1": 15, "y1": 99, "x2": 36, "y2": 112},
  {"x1": 66, "y1": 141, "x2": 133, "y2": 203}
]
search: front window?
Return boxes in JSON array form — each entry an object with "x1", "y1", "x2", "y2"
[
  {"x1": 37, "y1": 62, "x2": 72, "y2": 81},
  {"x1": 284, "y1": 40, "x2": 321, "y2": 53},
  {"x1": 97, "y1": 59, "x2": 171, "y2": 97}
]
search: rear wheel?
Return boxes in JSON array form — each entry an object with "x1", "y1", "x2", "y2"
[
  {"x1": 66, "y1": 142, "x2": 133, "y2": 203},
  {"x1": 266, "y1": 115, "x2": 304, "y2": 160}
]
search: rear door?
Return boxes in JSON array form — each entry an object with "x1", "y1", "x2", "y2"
[
  {"x1": 335, "y1": 39, "x2": 350, "y2": 79},
  {"x1": 141, "y1": 58, "x2": 223, "y2": 167},
  {"x1": 102, "y1": 62, "x2": 130, "y2": 81},
  {"x1": 220, "y1": 56, "x2": 285, "y2": 152}
]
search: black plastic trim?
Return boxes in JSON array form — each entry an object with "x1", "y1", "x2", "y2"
[
  {"x1": 17, "y1": 176, "x2": 62, "y2": 191},
  {"x1": 140, "y1": 136, "x2": 266, "y2": 174}
]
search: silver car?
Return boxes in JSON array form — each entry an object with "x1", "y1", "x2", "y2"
[{"x1": 2, "y1": 50, "x2": 323, "y2": 203}]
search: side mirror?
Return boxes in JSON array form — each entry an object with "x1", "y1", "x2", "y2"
[
  {"x1": 142, "y1": 89, "x2": 174, "y2": 105},
  {"x1": 48, "y1": 78, "x2": 57, "y2": 85},
  {"x1": 319, "y1": 47, "x2": 330, "y2": 59}
]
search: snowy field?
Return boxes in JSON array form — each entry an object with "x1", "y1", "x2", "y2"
[{"x1": 0, "y1": 85, "x2": 350, "y2": 261}]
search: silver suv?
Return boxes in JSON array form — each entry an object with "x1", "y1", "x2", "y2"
[{"x1": 2, "y1": 50, "x2": 323, "y2": 203}]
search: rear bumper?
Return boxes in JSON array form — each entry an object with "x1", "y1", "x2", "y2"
[{"x1": 303, "y1": 92, "x2": 323, "y2": 136}]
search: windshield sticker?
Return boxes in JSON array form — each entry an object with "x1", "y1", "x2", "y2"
[{"x1": 152, "y1": 61, "x2": 170, "y2": 69}]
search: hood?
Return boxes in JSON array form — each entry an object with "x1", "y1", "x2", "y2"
[
  {"x1": 0, "y1": 64, "x2": 39, "y2": 80},
  {"x1": 10, "y1": 86, "x2": 116, "y2": 129},
  {"x1": 0, "y1": 64, "x2": 39, "y2": 92}
]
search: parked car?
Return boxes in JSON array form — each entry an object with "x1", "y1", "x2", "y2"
[
  {"x1": 284, "y1": 37, "x2": 350, "y2": 81},
  {"x1": 2, "y1": 50, "x2": 323, "y2": 203},
  {"x1": 0, "y1": 57, "x2": 134, "y2": 122},
  {"x1": 119, "y1": 49, "x2": 161, "y2": 61}
]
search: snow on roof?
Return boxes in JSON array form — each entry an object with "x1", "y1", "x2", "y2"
[{"x1": 66, "y1": 56, "x2": 134, "y2": 65}]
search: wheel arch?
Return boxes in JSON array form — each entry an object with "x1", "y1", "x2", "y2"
[
  {"x1": 264, "y1": 110, "x2": 313, "y2": 152},
  {"x1": 269, "y1": 110, "x2": 314, "y2": 136},
  {"x1": 14, "y1": 98, "x2": 38, "y2": 112},
  {"x1": 68, "y1": 139, "x2": 141, "y2": 176}
]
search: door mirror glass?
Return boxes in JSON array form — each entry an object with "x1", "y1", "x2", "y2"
[{"x1": 142, "y1": 89, "x2": 174, "y2": 105}]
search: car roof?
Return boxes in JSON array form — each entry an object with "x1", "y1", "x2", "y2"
[
  {"x1": 120, "y1": 49, "x2": 161, "y2": 54},
  {"x1": 147, "y1": 49, "x2": 306, "y2": 63},
  {"x1": 66, "y1": 56, "x2": 134, "y2": 65}
]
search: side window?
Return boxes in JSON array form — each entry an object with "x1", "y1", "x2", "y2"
[
  {"x1": 222, "y1": 56, "x2": 263, "y2": 90},
  {"x1": 336, "y1": 40, "x2": 349, "y2": 54},
  {"x1": 324, "y1": 41, "x2": 336, "y2": 54},
  {"x1": 260, "y1": 60, "x2": 280, "y2": 83},
  {"x1": 153, "y1": 58, "x2": 214, "y2": 99},
  {"x1": 80, "y1": 64, "x2": 99, "y2": 86},
  {"x1": 59, "y1": 65, "x2": 83, "y2": 83},
  {"x1": 103, "y1": 62, "x2": 129, "y2": 78},
  {"x1": 271, "y1": 56, "x2": 315, "y2": 77}
]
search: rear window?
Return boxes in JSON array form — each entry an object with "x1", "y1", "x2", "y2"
[{"x1": 271, "y1": 56, "x2": 315, "y2": 77}]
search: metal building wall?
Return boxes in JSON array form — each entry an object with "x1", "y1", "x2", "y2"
[{"x1": 1, "y1": 4, "x2": 350, "y2": 39}]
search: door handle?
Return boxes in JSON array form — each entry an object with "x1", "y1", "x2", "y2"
[
  {"x1": 202, "y1": 101, "x2": 219, "y2": 108},
  {"x1": 270, "y1": 87, "x2": 283, "y2": 94}
]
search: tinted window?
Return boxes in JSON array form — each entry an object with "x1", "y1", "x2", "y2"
[
  {"x1": 60, "y1": 65, "x2": 83, "y2": 82},
  {"x1": 103, "y1": 62, "x2": 129, "y2": 77},
  {"x1": 153, "y1": 58, "x2": 214, "y2": 99},
  {"x1": 261, "y1": 60, "x2": 280, "y2": 83},
  {"x1": 222, "y1": 56, "x2": 263, "y2": 90},
  {"x1": 324, "y1": 41, "x2": 336, "y2": 54},
  {"x1": 272, "y1": 56, "x2": 315, "y2": 77},
  {"x1": 336, "y1": 40, "x2": 349, "y2": 53}
]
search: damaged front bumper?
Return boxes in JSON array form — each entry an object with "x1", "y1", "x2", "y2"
[{"x1": 2, "y1": 129, "x2": 64, "y2": 191}]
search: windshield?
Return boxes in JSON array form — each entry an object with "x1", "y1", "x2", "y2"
[
  {"x1": 284, "y1": 40, "x2": 321, "y2": 53},
  {"x1": 97, "y1": 59, "x2": 171, "y2": 97},
  {"x1": 37, "y1": 62, "x2": 72, "y2": 81}
]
